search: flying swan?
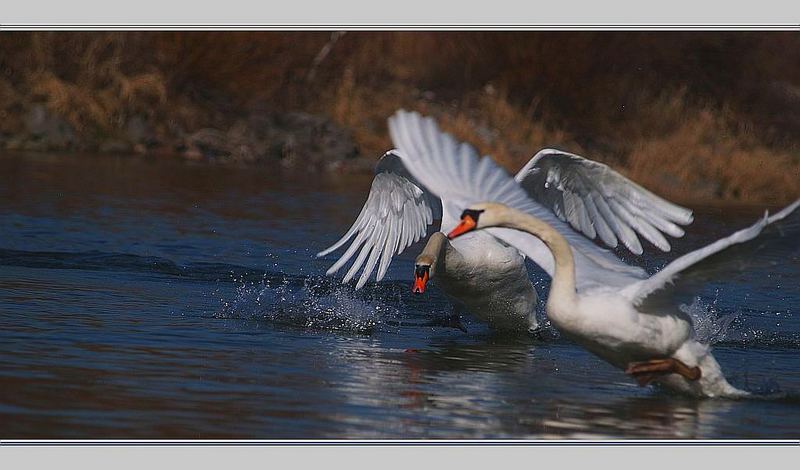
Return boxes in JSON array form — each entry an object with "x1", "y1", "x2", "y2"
[{"x1": 318, "y1": 110, "x2": 693, "y2": 332}]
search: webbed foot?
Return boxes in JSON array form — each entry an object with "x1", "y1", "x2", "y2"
[{"x1": 625, "y1": 358, "x2": 701, "y2": 386}]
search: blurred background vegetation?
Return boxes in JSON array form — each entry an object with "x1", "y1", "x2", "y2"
[{"x1": 0, "y1": 32, "x2": 798, "y2": 203}]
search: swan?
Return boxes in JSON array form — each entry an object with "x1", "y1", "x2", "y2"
[
  {"x1": 388, "y1": 112, "x2": 800, "y2": 397},
  {"x1": 317, "y1": 110, "x2": 693, "y2": 332},
  {"x1": 447, "y1": 200, "x2": 799, "y2": 397}
]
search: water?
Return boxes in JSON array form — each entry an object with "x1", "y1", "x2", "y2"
[{"x1": 1, "y1": 152, "x2": 798, "y2": 439}]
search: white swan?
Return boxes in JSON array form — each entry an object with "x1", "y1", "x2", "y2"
[
  {"x1": 390, "y1": 112, "x2": 800, "y2": 397},
  {"x1": 318, "y1": 110, "x2": 693, "y2": 332},
  {"x1": 447, "y1": 200, "x2": 799, "y2": 398}
]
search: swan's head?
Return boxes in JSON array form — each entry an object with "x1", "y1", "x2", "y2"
[
  {"x1": 412, "y1": 261, "x2": 431, "y2": 294},
  {"x1": 414, "y1": 250, "x2": 442, "y2": 294},
  {"x1": 412, "y1": 232, "x2": 448, "y2": 294},
  {"x1": 447, "y1": 202, "x2": 510, "y2": 239}
]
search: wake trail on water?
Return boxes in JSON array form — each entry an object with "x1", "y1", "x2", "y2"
[{"x1": 3, "y1": 247, "x2": 797, "y2": 347}]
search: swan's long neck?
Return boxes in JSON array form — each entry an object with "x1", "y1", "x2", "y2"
[
  {"x1": 497, "y1": 208, "x2": 578, "y2": 308},
  {"x1": 417, "y1": 232, "x2": 449, "y2": 274}
]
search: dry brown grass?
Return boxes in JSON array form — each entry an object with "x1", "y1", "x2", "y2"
[
  {"x1": 627, "y1": 107, "x2": 800, "y2": 204},
  {"x1": 322, "y1": 79, "x2": 579, "y2": 170},
  {"x1": 321, "y1": 80, "x2": 800, "y2": 204},
  {"x1": 0, "y1": 31, "x2": 798, "y2": 203},
  {"x1": 28, "y1": 68, "x2": 166, "y2": 132},
  {"x1": 2, "y1": 34, "x2": 168, "y2": 138}
]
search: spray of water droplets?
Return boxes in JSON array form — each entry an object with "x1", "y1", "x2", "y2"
[
  {"x1": 216, "y1": 272, "x2": 403, "y2": 334},
  {"x1": 680, "y1": 296, "x2": 740, "y2": 345}
]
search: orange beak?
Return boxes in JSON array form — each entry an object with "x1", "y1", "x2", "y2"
[
  {"x1": 447, "y1": 215, "x2": 477, "y2": 239},
  {"x1": 412, "y1": 270, "x2": 429, "y2": 294}
]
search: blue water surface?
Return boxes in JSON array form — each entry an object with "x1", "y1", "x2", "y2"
[{"x1": 1, "y1": 152, "x2": 798, "y2": 439}]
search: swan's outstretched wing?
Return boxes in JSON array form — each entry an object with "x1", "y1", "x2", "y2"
[
  {"x1": 388, "y1": 109, "x2": 647, "y2": 290},
  {"x1": 317, "y1": 150, "x2": 442, "y2": 289},
  {"x1": 516, "y1": 149, "x2": 693, "y2": 254},
  {"x1": 624, "y1": 200, "x2": 800, "y2": 311}
]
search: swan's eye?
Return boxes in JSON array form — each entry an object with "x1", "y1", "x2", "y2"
[{"x1": 460, "y1": 209, "x2": 484, "y2": 221}]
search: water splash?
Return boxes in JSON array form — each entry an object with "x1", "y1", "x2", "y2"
[
  {"x1": 216, "y1": 273, "x2": 403, "y2": 334},
  {"x1": 679, "y1": 295, "x2": 800, "y2": 349},
  {"x1": 680, "y1": 296, "x2": 740, "y2": 345}
]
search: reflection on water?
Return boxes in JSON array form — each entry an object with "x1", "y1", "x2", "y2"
[{"x1": 0, "y1": 152, "x2": 799, "y2": 439}]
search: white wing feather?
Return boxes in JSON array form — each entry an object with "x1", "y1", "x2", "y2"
[
  {"x1": 622, "y1": 199, "x2": 800, "y2": 309},
  {"x1": 515, "y1": 149, "x2": 693, "y2": 254},
  {"x1": 317, "y1": 150, "x2": 441, "y2": 289}
]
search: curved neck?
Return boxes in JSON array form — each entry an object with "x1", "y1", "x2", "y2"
[
  {"x1": 417, "y1": 232, "x2": 449, "y2": 272},
  {"x1": 497, "y1": 208, "x2": 578, "y2": 307}
]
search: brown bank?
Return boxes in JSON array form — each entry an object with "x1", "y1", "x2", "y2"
[{"x1": 0, "y1": 32, "x2": 798, "y2": 203}]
